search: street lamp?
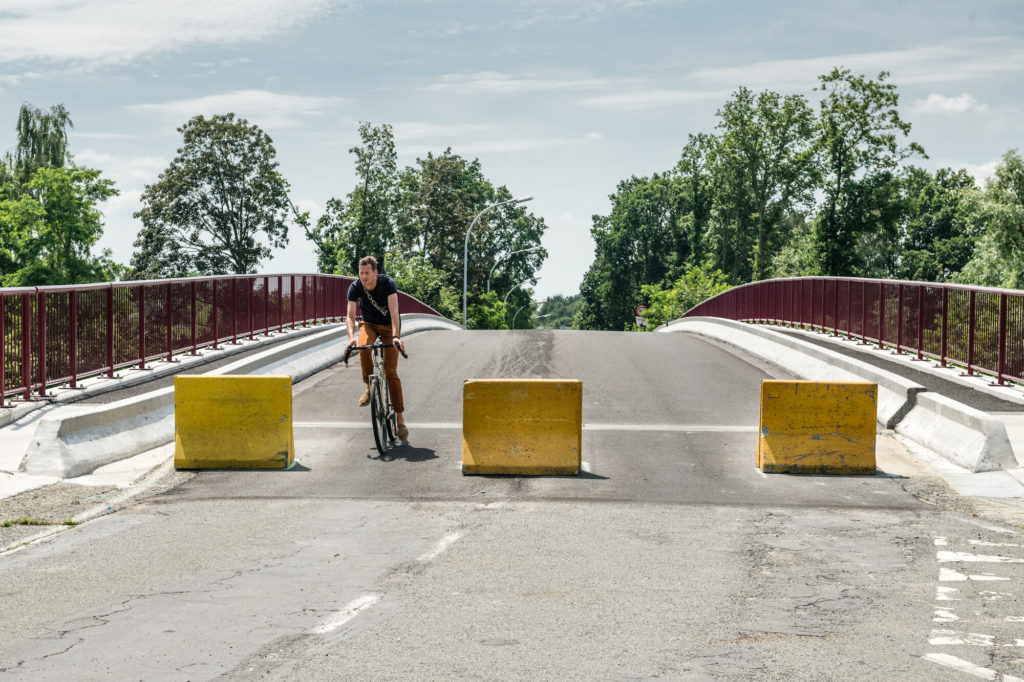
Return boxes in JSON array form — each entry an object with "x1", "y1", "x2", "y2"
[
  {"x1": 487, "y1": 245, "x2": 542, "y2": 294},
  {"x1": 503, "y1": 278, "x2": 531, "y2": 307},
  {"x1": 512, "y1": 310, "x2": 550, "y2": 329},
  {"x1": 463, "y1": 196, "x2": 533, "y2": 328}
]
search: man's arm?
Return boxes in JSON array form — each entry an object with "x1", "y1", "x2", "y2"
[
  {"x1": 387, "y1": 293, "x2": 402, "y2": 351},
  {"x1": 346, "y1": 301, "x2": 358, "y2": 345}
]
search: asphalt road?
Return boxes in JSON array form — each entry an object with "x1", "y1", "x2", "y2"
[{"x1": 2, "y1": 329, "x2": 1023, "y2": 681}]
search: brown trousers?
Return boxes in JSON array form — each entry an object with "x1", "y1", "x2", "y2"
[{"x1": 358, "y1": 322, "x2": 404, "y2": 414}]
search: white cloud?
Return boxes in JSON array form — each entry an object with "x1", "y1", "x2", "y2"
[
  {"x1": 421, "y1": 71, "x2": 611, "y2": 94},
  {"x1": 76, "y1": 149, "x2": 168, "y2": 184},
  {"x1": 913, "y1": 93, "x2": 988, "y2": 114},
  {"x1": 126, "y1": 90, "x2": 347, "y2": 130},
  {"x1": 392, "y1": 121, "x2": 499, "y2": 142},
  {"x1": 688, "y1": 37, "x2": 1024, "y2": 92},
  {"x1": 405, "y1": 133, "x2": 602, "y2": 156},
  {"x1": 963, "y1": 161, "x2": 999, "y2": 187},
  {"x1": 0, "y1": 0, "x2": 342, "y2": 66},
  {"x1": 579, "y1": 88, "x2": 728, "y2": 110}
]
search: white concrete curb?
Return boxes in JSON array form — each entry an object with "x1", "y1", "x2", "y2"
[
  {"x1": 18, "y1": 315, "x2": 459, "y2": 479},
  {"x1": 660, "y1": 316, "x2": 1016, "y2": 473}
]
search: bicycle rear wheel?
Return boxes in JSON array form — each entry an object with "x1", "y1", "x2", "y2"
[
  {"x1": 370, "y1": 377, "x2": 389, "y2": 455},
  {"x1": 381, "y1": 379, "x2": 397, "y2": 441}
]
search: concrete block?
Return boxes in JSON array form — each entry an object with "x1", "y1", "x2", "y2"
[
  {"x1": 174, "y1": 375, "x2": 295, "y2": 469},
  {"x1": 758, "y1": 380, "x2": 877, "y2": 474},
  {"x1": 462, "y1": 379, "x2": 582, "y2": 475}
]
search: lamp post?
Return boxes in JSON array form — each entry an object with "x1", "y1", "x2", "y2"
[
  {"x1": 487, "y1": 245, "x2": 542, "y2": 294},
  {"x1": 463, "y1": 196, "x2": 533, "y2": 328},
  {"x1": 503, "y1": 279, "x2": 531, "y2": 307},
  {"x1": 512, "y1": 310, "x2": 550, "y2": 329}
]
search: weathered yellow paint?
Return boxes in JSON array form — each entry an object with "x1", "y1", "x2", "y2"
[
  {"x1": 462, "y1": 379, "x2": 582, "y2": 475},
  {"x1": 757, "y1": 380, "x2": 877, "y2": 475},
  {"x1": 174, "y1": 375, "x2": 295, "y2": 469}
]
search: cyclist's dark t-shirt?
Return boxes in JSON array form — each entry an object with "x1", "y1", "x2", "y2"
[{"x1": 348, "y1": 275, "x2": 397, "y2": 325}]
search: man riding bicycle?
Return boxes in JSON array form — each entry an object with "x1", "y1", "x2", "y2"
[{"x1": 346, "y1": 256, "x2": 408, "y2": 441}]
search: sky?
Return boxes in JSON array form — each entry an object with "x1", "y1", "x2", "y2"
[{"x1": 0, "y1": 0, "x2": 1021, "y2": 299}]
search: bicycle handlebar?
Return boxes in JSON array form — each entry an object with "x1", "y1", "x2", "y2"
[{"x1": 342, "y1": 340, "x2": 408, "y2": 365}]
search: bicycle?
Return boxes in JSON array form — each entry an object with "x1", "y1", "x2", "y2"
[{"x1": 343, "y1": 337, "x2": 408, "y2": 456}]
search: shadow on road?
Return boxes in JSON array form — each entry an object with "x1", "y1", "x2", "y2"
[{"x1": 370, "y1": 444, "x2": 439, "y2": 463}]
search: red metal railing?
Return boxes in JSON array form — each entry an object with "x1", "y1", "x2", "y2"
[
  {"x1": 1, "y1": 273, "x2": 443, "y2": 406},
  {"x1": 684, "y1": 277, "x2": 1024, "y2": 387}
]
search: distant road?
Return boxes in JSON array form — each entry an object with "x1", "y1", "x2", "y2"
[{"x1": 0, "y1": 329, "x2": 1019, "y2": 681}]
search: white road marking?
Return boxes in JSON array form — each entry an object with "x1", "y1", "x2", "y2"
[
  {"x1": 969, "y1": 540, "x2": 1021, "y2": 547},
  {"x1": 929, "y1": 629, "x2": 995, "y2": 646},
  {"x1": 294, "y1": 422, "x2": 758, "y2": 432},
  {"x1": 933, "y1": 609, "x2": 959, "y2": 623},
  {"x1": 923, "y1": 653, "x2": 1024, "y2": 681},
  {"x1": 936, "y1": 586, "x2": 960, "y2": 601},
  {"x1": 939, "y1": 568, "x2": 1011, "y2": 582},
  {"x1": 937, "y1": 551, "x2": 1024, "y2": 564},
  {"x1": 934, "y1": 537, "x2": 948, "y2": 546},
  {"x1": 980, "y1": 591, "x2": 1013, "y2": 601},
  {"x1": 417, "y1": 531, "x2": 463, "y2": 563},
  {"x1": 1006, "y1": 616, "x2": 1024, "y2": 622},
  {"x1": 313, "y1": 593, "x2": 381, "y2": 634}
]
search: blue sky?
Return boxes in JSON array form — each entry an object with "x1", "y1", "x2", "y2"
[{"x1": 1, "y1": 0, "x2": 1021, "y2": 299}]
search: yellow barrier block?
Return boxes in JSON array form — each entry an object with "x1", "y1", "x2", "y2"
[
  {"x1": 174, "y1": 375, "x2": 295, "y2": 469},
  {"x1": 758, "y1": 380, "x2": 877, "y2": 475},
  {"x1": 462, "y1": 379, "x2": 582, "y2": 475}
]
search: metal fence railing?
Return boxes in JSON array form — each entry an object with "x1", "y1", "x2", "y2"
[
  {"x1": 1, "y1": 273, "x2": 443, "y2": 406},
  {"x1": 684, "y1": 277, "x2": 1024, "y2": 387}
]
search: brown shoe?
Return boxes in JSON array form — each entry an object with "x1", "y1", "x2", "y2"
[
  {"x1": 358, "y1": 388, "x2": 370, "y2": 407},
  {"x1": 397, "y1": 423, "x2": 409, "y2": 440}
]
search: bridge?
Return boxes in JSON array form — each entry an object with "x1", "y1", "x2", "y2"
[{"x1": 1, "y1": 274, "x2": 1024, "y2": 680}]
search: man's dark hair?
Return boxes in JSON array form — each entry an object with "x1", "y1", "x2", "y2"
[{"x1": 352, "y1": 255, "x2": 385, "y2": 274}]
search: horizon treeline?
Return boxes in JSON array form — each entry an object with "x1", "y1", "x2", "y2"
[{"x1": 576, "y1": 67, "x2": 1024, "y2": 331}]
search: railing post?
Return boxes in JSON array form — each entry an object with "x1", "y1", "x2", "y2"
[
  {"x1": 895, "y1": 285, "x2": 904, "y2": 355},
  {"x1": 939, "y1": 288, "x2": 948, "y2": 367},
  {"x1": 138, "y1": 285, "x2": 146, "y2": 370},
  {"x1": 0, "y1": 295, "x2": 7, "y2": 407},
  {"x1": 37, "y1": 291, "x2": 48, "y2": 396},
  {"x1": 231, "y1": 278, "x2": 239, "y2": 345},
  {"x1": 21, "y1": 293, "x2": 31, "y2": 400},
  {"x1": 212, "y1": 280, "x2": 220, "y2": 350},
  {"x1": 190, "y1": 280, "x2": 198, "y2": 355},
  {"x1": 278, "y1": 275, "x2": 284, "y2": 333},
  {"x1": 302, "y1": 276, "x2": 308, "y2": 327},
  {"x1": 165, "y1": 282, "x2": 173, "y2": 363},
  {"x1": 820, "y1": 280, "x2": 826, "y2": 333},
  {"x1": 290, "y1": 275, "x2": 296, "y2": 329},
  {"x1": 877, "y1": 282, "x2": 885, "y2": 350},
  {"x1": 70, "y1": 290, "x2": 78, "y2": 389},
  {"x1": 846, "y1": 281, "x2": 852, "y2": 339},
  {"x1": 266, "y1": 272, "x2": 274, "y2": 333},
  {"x1": 996, "y1": 293, "x2": 1007, "y2": 386},
  {"x1": 965, "y1": 290, "x2": 975, "y2": 376},
  {"x1": 107, "y1": 286, "x2": 114, "y2": 378},
  {"x1": 248, "y1": 277, "x2": 255, "y2": 341},
  {"x1": 915, "y1": 286, "x2": 924, "y2": 360},
  {"x1": 860, "y1": 281, "x2": 868, "y2": 345},
  {"x1": 832, "y1": 280, "x2": 839, "y2": 336}
]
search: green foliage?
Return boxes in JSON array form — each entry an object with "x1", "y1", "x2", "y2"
[
  {"x1": 538, "y1": 294, "x2": 582, "y2": 329},
  {"x1": 955, "y1": 150, "x2": 1024, "y2": 288},
  {"x1": 130, "y1": 113, "x2": 298, "y2": 278},
  {"x1": 638, "y1": 264, "x2": 732, "y2": 329}
]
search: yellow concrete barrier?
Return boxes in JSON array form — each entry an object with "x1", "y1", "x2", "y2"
[
  {"x1": 174, "y1": 375, "x2": 295, "y2": 469},
  {"x1": 758, "y1": 380, "x2": 876, "y2": 475},
  {"x1": 462, "y1": 379, "x2": 582, "y2": 475}
]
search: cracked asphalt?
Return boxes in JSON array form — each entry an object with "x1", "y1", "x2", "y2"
[{"x1": 2, "y1": 329, "x2": 1024, "y2": 680}]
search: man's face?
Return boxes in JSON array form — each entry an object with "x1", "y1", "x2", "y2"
[{"x1": 358, "y1": 264, "x2": 377, "y2": 289}]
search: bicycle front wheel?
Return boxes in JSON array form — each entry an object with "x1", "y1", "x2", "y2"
[{"x1": 370, "y1": 377, "x2": 389, "y2": 455}]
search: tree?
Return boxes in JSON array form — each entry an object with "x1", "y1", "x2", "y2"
[
  {"x1": 1, "y1": 167, "x2": 121, "y2": 286},
  {"x1": 538, "y1": 294, "x2": 582, "y2": 329},
  {"x1": 955, "y1": 150, "x2": 1024, "y2": 288},
  {"x1": 130, "y1": 113, "x2": 299, "y2": 277},
  {"x1": 813, "y1": 68, "x2": 925, "y2": 275},
  {"x1": 307, "y1": 122, "x2": 399, "y2": 274},
  {"x1": 714, "y1": 87, "x2": 816, "y2": 280},
  {"x1": 7, "y1": 103, "x2": 74, "y2": 188},
  {"x1": 638, "y1": 264, "x2": 731, "y2": 329},
  {"x1": 896, "y1": 167, "x2": 979, "y2": 282}
]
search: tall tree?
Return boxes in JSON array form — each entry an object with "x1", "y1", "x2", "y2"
[
  {"x1": 8, "y1": 103, "x2": 74, "y2": 188},
  {"x1": 307, "y1": 122, "x2": 399, "y2": 273},
  {"x1": 956, "y1": 150, "x2": 1024, "y2": 288},
  {"x1": 130, "y1": 113, "x2": 298, "y2": 277},
  {"x1": 813, "y1": 68, "x2": 924, "y2": 275},
  {"x1": 897, "y1": 167, "x2": 978, "y2": 281},
  {"x1": 715, "y1": 87, "x2": 816, "y2": 280}
]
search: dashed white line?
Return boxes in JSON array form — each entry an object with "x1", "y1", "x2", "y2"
[
  {"x1": 937, "y1": 551, "x2": 1024, "y2": 564},
  {"x1": 936, "y1": 586, "x2": 960, "y2": 601},
  {"x1": 940, "y1": 567, "x2": 1011, "y2": 581},
  {"x1": 933, "y1": 609, "x2": 959, "y2": 623},
  {"x1": 417, "y1": 531, "x2": 463, "y2": 563},
  {"x1": 923, "y1": 653, "x2": 1024, "y2": 681},
  {"x1": 313, "y1": 594, "x2": 381, "y2": 634},
  {"x1": 929, "y1": 629, "x2": 995, "y2": 646}
]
